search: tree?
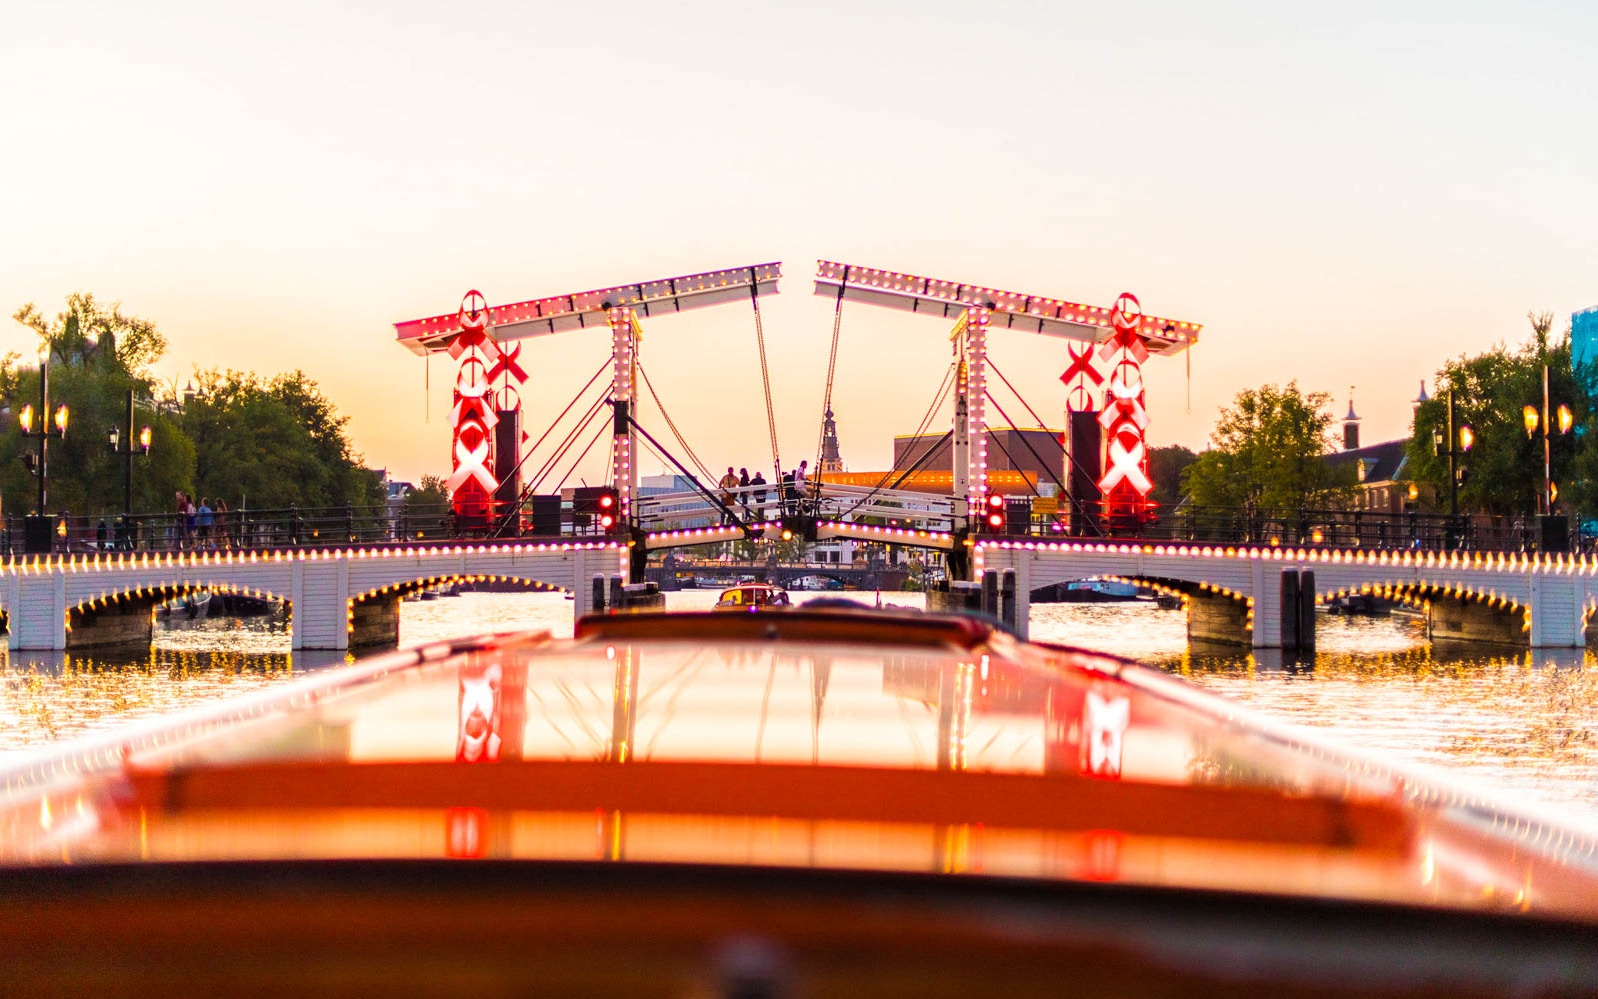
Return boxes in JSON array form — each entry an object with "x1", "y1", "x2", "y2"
[
  {"x1": 400, "y1": 474, "x2": 452, "y2": 537},
  {"x1": 5, "y1": 293, "x2": 384, "y2": 522},
  {"x1": 1181, "y1": 382, "x2": 1355, "y2": 512},
  {"x1": 13, "y1": 292, "x2": 166, "y2": 376},
  {"x1": 175, "y1": 369, "x2": 382, "y2": 511},
  {"x1": 1147, "y1": 444, "x2": 1198, "y2": 509},
  {"x1": 3, "y1": 295, "x2": 190, "y2": 517},
  {"x1": 1407, "y1": 314, "x2": 1585, "y2": 517}
]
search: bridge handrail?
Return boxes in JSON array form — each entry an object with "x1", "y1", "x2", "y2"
[
  {"x1": 4, "y1": 501, "x2": 1580, "y2": 561},
  {"x1": 988, "y1": 503, "x2": 1581, "y2": 556}
]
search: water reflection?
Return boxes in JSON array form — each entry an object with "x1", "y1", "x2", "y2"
[{"x1": 1, "y1": 588, "x2": 1594, "y2": 829}]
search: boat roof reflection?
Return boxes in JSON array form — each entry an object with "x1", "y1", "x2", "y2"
[{"x1": 5, "y1": 607, "x2": 1598, "y2": 924}]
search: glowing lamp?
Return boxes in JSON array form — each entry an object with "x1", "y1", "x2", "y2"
[
  {"x1": 54, "y1": 405, "x2": 68, "y2": 434},
  {"x1": 139, "y1": 426, "x2": 152, "y2": 453},
  {"x1": 1524, "y1": 405, "x2": 1539, "y2": 437},
  {"x1": 1558, "y1": 404, "x2": 1574, "y2": 434},
  {"x1": 1458, "y1": 426, "x2": 1473, "y2": 451},
  {"x1": 55, "y1": 519, "x2": 67, "y2": 538},
  {"x1": 1407, "y1": 483, "x2": 1419, "y2": 501},
  {"x1": 985, "y1": 493, "x2": 1005, "y2": 531},
  {"x1": 1549, "y1": 482, "x2": 1559, "y2": 504},
  {"x1": 19, "y1": 404, "x2": 33, "y2": 433}
]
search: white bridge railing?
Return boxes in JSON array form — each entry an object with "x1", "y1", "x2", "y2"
[{"x1": 634, "y1": 483, "x2": 961, "y2": 533}]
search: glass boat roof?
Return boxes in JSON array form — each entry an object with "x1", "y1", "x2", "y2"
[{"x1": 4, "y1": 607, "x2": 1597, "y2": 924}]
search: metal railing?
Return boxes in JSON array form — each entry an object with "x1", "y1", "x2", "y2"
[
  {"x1": 992, "y1": 505, "x2": 1582, "y2": 555},
  {"x1": 2, "y1": 499, "x2": 1581, "y2": 559},
  {"x1": 634, "y1": 482, "x2": 959, "y2": 533}
]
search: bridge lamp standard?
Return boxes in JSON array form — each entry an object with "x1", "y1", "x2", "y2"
[
  {"x1": 18, "y1": 345, "x2": 69, "y2": 516},
  {"x1": 1431, "y1": 391, "x2": 1473, "y2": 520},
  {"x1": 1522, "y1": 364, "x2": 1573, "y2": 517},
  {"x1": 106, "y1": 390, "x2": 153, "y2": 517}
]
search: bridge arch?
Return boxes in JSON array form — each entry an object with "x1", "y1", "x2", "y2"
[
  {"x1": 346, "y1": 572, "x2": 576, "y2": 650},
  {"x1": 5, "y1": 540, "x2": 623, "y2": 651},
  {"x1": 978, "y1": 539, "x2": 1595, "y2": 649},
  {"x1": 63, "y1": 579, "x2": 294, "y2": 650}
]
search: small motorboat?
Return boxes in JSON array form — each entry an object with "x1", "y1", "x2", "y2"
[
  {"x1": 712, "y1": 582, "x2": 792, "y2": 610},
  {"x1": 2, "y1": 604, "x2": 1596, "y2": 994},
  {"x1": 156, "y1": 591, "x2": 211, "y2": 621}
]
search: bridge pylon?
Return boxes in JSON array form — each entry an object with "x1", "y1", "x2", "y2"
[{"x1": 813, "y1": 261, "x2": 1202, "y2": 576}]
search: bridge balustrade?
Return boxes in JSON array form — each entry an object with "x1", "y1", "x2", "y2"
[
  {"x1": 990, "y1": 506, "x2": 1582, "y2": 556},
  {"x1": 2, "y1": 499, "x2": 1584, "y2": 561},
  {"x1": 634, "y1": 483, "x2": 959, "y2": 534}
]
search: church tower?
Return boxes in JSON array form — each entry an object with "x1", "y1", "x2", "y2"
[
  {"x1": 1342, "y1": 388, "x2": 1360, "y2": 451},
  {"x1": 819, "y1": 408, "x2": 844, "y2": 473}
]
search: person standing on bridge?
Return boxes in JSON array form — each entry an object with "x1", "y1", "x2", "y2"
[
  {"x1": 737, "y1": 468, "x2": 750, "y2": 519},
  {"x1": 197, "y1": 497, "x2": 214, "y2": 548},
  {"x1": 176, "y1": 492, "x2": 195, "y2": 549},
  {"x1": 213, "y1": 498, "x2": 230, "y2": 548},
  {"x1": 751, "y1": 471, "x2": 767, "y2": 519},
  {"x1": 718, "y1": 467, "x2": 740, "y2": 525},
  {"x1": 793, "y1": 460, "x2": 810, "y2": 516}
]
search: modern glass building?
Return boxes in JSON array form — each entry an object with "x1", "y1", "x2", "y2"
[{"x1": 1574, "y1": 305, "x2": 1598, "y2": 373}]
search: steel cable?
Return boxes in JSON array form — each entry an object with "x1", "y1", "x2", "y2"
[
  {"x1": 749, "y1": 272, "x2": 783, "y2": 484},
  {"x1": 636, "y1": 358, "x2": 715, "y2": 483}
]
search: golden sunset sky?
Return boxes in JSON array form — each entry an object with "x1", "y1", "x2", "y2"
[{"x1": 3, "y1": 1, "x2": 1594, "y2": 484}]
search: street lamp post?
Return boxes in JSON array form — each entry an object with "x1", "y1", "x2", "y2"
[
  {"x1": 19, "y1": 351, "x2": 69, "y2": 513},
  {"x1": 1431, "y1": 391, "x2": 1473, "y2": 548},
  {"x1": 106, "y1": 389, "x2": 153, "y2": 517},
  {"x1": 1522, "y1": 363, "x2": 1572, "y2": 517},
  {"x1": 18, "y1": 349, "x2": 69, "y2": 554}
]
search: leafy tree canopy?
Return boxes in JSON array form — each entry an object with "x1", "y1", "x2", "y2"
[
  {"x1": 176, "y1": 368, "x2": 382, "y2": 511},
  {"x1": 13, "y1": 292, "x2": 167, "y2": 376},
  {"x1": 1147, "y1": 444, "x2": 1197, "y2": 509},
  {"x1": 2, "y1": 295, "x2": 186, "y2": 518},
  {"x1": 3, "y1": 294, "x2": 381, "y2": 520},
  {"x1": 1406, "y1": 313, "x2": 1586, "y2": 517},
  {"x1": 1181, "y1": 382, "x2": 1355, "y2": 511}
]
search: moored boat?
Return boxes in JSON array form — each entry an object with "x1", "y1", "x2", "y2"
[
  {"x1": 2, "y1": 604, "x2": 1596, "y2": 994},
  {"x1": 712, "y1": 582, "x2": 792, "y2": 610}
]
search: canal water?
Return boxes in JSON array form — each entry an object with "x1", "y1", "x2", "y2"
[{"x1": 3, "y1": 591, "x2": 1594, "y2": 830}]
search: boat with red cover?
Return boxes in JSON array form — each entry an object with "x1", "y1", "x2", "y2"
[{"x1": 3, "y1": 604, "x2": 1596, "y2": 995}]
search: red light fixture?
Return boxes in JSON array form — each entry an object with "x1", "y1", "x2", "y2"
[{"x1": 985, "y1": 493, "x2": 1005, "y2": 532}]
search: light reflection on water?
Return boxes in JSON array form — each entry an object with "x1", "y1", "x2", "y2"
[{"x1": 3, "y1": 590, "x2": 1594, "y2": 830}]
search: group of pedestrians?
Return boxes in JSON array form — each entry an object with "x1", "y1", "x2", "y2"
[
  {"x1": 718, "y1": 468, "x2": 763, "y2": 524},
  {"x1": 174, "y1": 492, "x2": 230, "y2": 548},
  {"x1": 716, "y1": 461, "x2": 813, "y2": 524}
]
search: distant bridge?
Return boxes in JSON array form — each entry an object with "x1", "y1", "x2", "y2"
[
  {"x1": 4, "y1": 532, "x2": 1596, "y2": 652},
  {"x1": 645, "y1": 560, "x2": 911, "y2": 592}
]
